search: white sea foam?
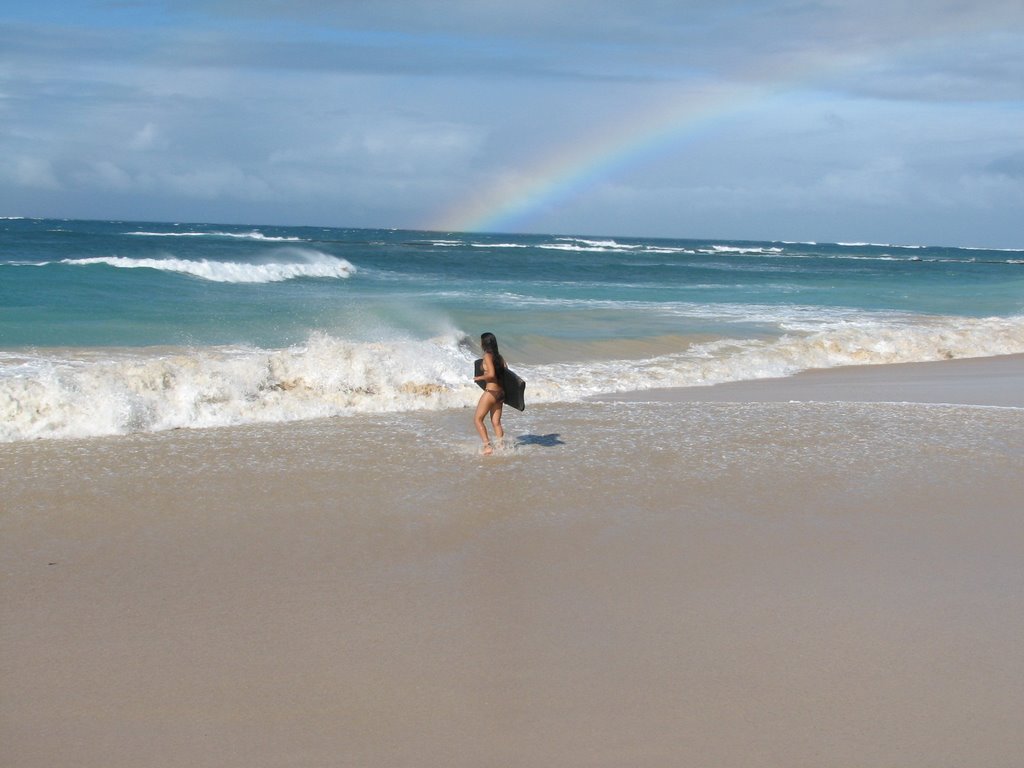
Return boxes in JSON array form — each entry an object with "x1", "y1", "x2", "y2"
[
  {"x1": 556, "y1": 237, "x2": 639, "y2": 249},
  {"x1": 3, "y1": 316, "x2": 1023, "y2": 443},
  {"x1": 0, "y1": 333, "x2": 473, "y2": 442},
  {"x1": 703, "y1": 245, "x2": 785, "y2": 255},
  {"x1": 699, "y1": 249, "x2": 1020, "y2": 265},
  {"x1": 539, "y1": 243, "x2": 620, "y2": 252},
  {"x1": 540, "y1": 240, "x2": 692, "y2": 255},
  {"x1": 836, "y1": 242, "x2": 927, "y2": 249},
  {"x1": 126, "y1": 229, "x2": 304, "y2": 241},
  {"x1": 961, "y1": 245, "x2": 1024, "y2": 253},
  {"x1": 60, "y1": 249, "x2": 355, "y2": 283},
  {"x1": 525, "y1": 315, "x2": 1024, "y2": 401},
  {"x1": 451, "y1": 236, "x2": 693, "y2": 255},
  {"x1": 488, "y1": 294, "x2": 875, "y2": 325}
]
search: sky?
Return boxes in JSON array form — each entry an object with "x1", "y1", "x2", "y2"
[{"x1": 1, "y1": 1, "x2": 1022, "y2": 247}]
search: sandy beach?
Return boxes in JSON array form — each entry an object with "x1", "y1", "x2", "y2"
[{"x1": 3, "y1": 355, "x2": 1023, "y2": 767}]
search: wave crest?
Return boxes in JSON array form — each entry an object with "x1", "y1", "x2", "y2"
[
  {"x1": 126, "y1": 229, "x2": 303, "y2": 241},
  {"x1": 2, "y1": 316, "x2": 1023, "y2": 442},
  {"x1": 60, "y1": 249, "x2": 355, "y2": 283},
  {"x1": 0, "y1": 333, "x2": 471, "y2": 441}
]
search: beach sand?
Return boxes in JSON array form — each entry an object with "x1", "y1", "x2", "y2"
[{"x1": 2, "y1": 355, "x2": 1023, "y2": 767}]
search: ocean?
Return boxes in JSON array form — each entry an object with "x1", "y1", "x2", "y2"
[{"x1": 2, "y1": 217, "x2": 1022, "y2": 442}]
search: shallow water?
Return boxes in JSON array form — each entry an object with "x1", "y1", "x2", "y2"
[{"x1": 3, "y1": 218, "x2": 1023, "y2": 441}]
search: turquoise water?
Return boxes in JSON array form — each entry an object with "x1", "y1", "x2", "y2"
[{"x1": 2, "y1": 218, "x2": 1022, "y2": 440}]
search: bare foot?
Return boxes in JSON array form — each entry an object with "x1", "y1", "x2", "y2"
[{"x1": 482, "y1": 443, "x2": 493, "y2": 456}]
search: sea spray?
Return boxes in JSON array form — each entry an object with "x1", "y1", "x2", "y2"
[
  {"x1": 0, "y1": 333, "x2": 473, "y2": 441},
  {"x1": 3, "y1": 316, "x2": 1023, "y2": 442}
]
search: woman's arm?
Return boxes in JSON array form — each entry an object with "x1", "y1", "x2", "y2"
[{"x1": 474, "y1": 352, "x2": 496, "y2": 383}]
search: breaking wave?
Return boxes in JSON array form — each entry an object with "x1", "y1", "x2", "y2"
[
  {"x1": 2, "y1": 315, "x2": 1023, "y2": 442},
  {"x1": 60, "y1": 249, "x2": 355, "y2": 283},
  {"x1": 126, "y1": 229, "x2": 304, "y2": 241}
]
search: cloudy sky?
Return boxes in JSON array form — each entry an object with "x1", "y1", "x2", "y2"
[{"x1": 1, "y1": 1, "x2": 1022, "y2": 246}]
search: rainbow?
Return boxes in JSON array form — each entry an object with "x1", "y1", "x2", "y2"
[
  {"x1": 432, "y1": 79, "x2": 769, "y2": 234},
  {"x1": 429, "y1": 14, "x2": 983, "y2": 236}
]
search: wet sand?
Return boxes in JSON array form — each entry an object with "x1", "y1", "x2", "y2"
[{"x1": 2, "y1": 355, "x2": 1023, "y2": 767}]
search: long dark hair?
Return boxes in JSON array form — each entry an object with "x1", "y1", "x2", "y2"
[{"x1": 481, "y1": 332, "x2": 506, "y2": 373}]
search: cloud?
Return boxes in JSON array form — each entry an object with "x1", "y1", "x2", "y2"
[
  {"x1": 269, "y1": 117, "x2": 484, "y2": 175},
  {"x1": 987, "y1": 152, "x2": 1024, "y2": 180},
  {"x1": 153, "y1": 0, "x2": 1024, "y2": 87},
  {"x1": 160, "y1": 165, "x2": 276, "y2": 201},
  {"x1": 77, "y1": 160, "x2": 134, "y2": 191},
  {"x1": 3, "y1": 156, "x2": 62, "y2": 190},
  {"x1": 1, "y1": 0, "x2": 1022, "y2": 246},
  {"x1": 7, "y1": 2, "x2": 1024, "y2": 96},
  {"x1": 129, "y1": 122, "x2": 165, "y2": 151}
]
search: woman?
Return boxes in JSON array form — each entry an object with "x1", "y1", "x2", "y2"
[{"x1": 473, "y1": 332, "x2": 506, "y2": 455}]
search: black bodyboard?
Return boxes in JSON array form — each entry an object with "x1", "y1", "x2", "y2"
[{"x1": 474, "y1": 358, "x2": 526, "y2": 411}]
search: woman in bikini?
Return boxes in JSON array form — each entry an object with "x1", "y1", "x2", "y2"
[{"x1": 473, "y1": 332, "x2": 506, "y2": 456}]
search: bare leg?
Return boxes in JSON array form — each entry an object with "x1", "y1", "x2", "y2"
[
  {"x1": 474, "y1": 391, "x2": 497, "y2": 455},
  {"x1": 490, "y1": 401, "x2": 504, "y2": 444}
]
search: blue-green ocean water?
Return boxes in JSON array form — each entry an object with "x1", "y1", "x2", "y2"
[{"x1": 2, "y1": 217, "x2": 1022, "y2": 441}]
